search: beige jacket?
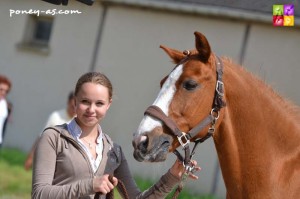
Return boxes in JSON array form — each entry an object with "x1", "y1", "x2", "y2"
[{"x1": 32, "y1": 124, "x2": 180, "y2": 199}]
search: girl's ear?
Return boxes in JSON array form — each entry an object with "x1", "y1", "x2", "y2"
[
  {"x1": 74, "y1": 98, "x2": 78, "y2": 107},
  {"x1": 107, "y1": 99, "x2": 112, "y2": 110}
]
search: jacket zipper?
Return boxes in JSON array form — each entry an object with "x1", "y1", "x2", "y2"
[{"x1": 60, "y1": 134, "x2": 95, "y2": 177}]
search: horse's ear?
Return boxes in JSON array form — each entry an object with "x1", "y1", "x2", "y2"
[
  {"x1": 194, "y1": 32, "x2": 211, "y2": 63},
  {"x1": 160, "y1": 45, "x2": 185, "y2": 64}
]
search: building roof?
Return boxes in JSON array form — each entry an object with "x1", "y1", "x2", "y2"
[
  {"x1": 102, "y1": 0, "x2": 300, "y2": 26},
  {"x1": 153, "y1": 0, "x2": 300, "y2": 17}
]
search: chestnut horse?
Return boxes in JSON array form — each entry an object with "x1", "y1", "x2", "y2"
[{"x1": 132, "y1": 32, "x2": 300, "y2": 198}]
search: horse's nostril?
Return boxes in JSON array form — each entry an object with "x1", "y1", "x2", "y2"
[
  {"x1": 138, "y1": 135, "x2": 148, "y2": 153},
  {"x1": 133, "y1": 135, "x2": 148, "y2": 151},
  {"x1": 132, "y1": 135, "x2": 148, "y2": 162}
]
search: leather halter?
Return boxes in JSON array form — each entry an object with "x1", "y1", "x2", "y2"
[{"x1": 144, "y1": 54, "x2": 226, "y2": 169}]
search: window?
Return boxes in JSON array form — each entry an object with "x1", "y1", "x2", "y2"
[
  {"x1": 33, "y1": 17, "x2": 53, "y2": 44},
  {"x1": 17, "y1": 15, "x2": 54, "y2": 54}
]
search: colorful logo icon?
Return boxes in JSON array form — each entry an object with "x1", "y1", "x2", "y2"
[
  {"x1": 273, "y1": 4, "x2": 294, "y2": 26},
  {"x1": 284, "y1": 16, "x2": 294, "y2": 26},
  {"x1": 284, "y1": 4, "x2": 294, "y2": 16},
  {"x1": 273, "y1": 5, "x2": 283, "y2": 15},
  {"x1": 273, "y1": 15, "x2": 284, "y2": 26}
]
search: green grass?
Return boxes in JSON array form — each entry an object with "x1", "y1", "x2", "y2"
[
  {"x1": 0, "y1": 148, "x2": 215, "y2": 199},
  {"x1": 0, "y1": 148, "x2": 32, "y2": 199}
]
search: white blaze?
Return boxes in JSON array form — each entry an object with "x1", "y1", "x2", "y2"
[{"x1": 135, "y1": 65, "x2": 183, "y2": 135}]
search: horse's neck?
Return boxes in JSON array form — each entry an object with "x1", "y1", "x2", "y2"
[{"x1": 213, "y1": 61, "x2": 300, "y2": 197}]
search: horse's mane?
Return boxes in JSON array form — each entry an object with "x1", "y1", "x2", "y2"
[{"x1": 221, "y1": 56, "x2": 300, "y2": 120}]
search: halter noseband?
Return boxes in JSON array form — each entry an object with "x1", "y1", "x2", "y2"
[{"x1": 144, "y1": 54, "x2": 226, "y2": 169}]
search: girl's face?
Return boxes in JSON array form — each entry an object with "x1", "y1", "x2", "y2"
[{"x1": 75, "y1": 82, "x2": 112, "y2": 128}]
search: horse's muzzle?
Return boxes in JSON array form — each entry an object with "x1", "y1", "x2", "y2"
[
  {"x1": 132, "y1": 131, "x2": 172, "y2": 162},
  {"x1": 132, "y1": 135, "x2": 148, "y2": 162}
]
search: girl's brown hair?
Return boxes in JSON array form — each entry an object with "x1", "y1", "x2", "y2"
[{"x1": 75, "y1": 72, "x2": 113, "y2": 100}]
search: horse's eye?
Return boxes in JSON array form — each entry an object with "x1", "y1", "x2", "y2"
[{"x1": 182, "y1": 80, "x2": 198, "y2": 91}]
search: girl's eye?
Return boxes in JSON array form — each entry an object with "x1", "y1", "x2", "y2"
[
  {"x1": 81, "y1": 100, "x2": 90, "y2": 105},
  {"x1": 182, "y1": 80, "x2": 199, "y2": 91},
  {"x1": 96, "y1": 102, "x2": 104, "y2": 107}
]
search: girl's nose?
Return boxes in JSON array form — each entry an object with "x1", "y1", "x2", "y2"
[{"x1": 88, "y1": 103, "x2": 96, "y2": 112}]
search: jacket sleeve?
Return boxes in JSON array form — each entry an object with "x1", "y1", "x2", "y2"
[
  {"x1": 31, "y1": 129, "x2": 94, "y2": 199},
  {"x1": 114, "y1": 146, "x2": 181, "y2": 199}
]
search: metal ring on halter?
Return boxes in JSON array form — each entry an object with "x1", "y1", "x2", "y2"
[
  {"x1": 210, "y1": 108, "x2": 220, "y2": 120},
  {"x1": 183, "y1": 50, "x2": 190, "y2": 56},
  {"x1": 208, "y1": 126, "x2": 215, "y2": 134}
]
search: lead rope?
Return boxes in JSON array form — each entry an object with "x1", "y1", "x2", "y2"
[
  {"x1": 94, "y1": 175, "x2": 129, "y2": 199},
  {"x1": 171, "y1": 115, "x2": 219, "y2": 199},
  {"x1": 172, "y1": 156, "x2": 199, "y2": 199}
]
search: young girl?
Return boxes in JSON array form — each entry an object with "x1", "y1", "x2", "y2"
[{"x1": 32, "y1": 72, "x2": 200, "y2": 199}]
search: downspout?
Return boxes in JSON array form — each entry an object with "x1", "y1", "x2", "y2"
[
  {"x1": 210, "y1": 159, "x2": 220, "y2": 195},
  {"x1": 239, "y1": 23, "x2": 251, "y2": 65},
  {"x1": 89, "y1": 4, "x2": 108, "y2": 72}
]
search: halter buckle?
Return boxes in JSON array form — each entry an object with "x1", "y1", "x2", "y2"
[
  {"x1": 177, "y1": 133, "x2": 190, "y2": 148},
  {"x1": 216, "y1": 80, "x2": 224, "y2": 96}
]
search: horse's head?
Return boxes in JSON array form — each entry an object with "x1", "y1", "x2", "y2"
[{"x1": 133, "y1": 32, "x2": 225, "y2": 162}]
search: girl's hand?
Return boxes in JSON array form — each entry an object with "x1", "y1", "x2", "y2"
[
  {"x1": 170, "y1": 159, "x2": 201, "y2": 180},
  {"x1": 93, "y1": 174, "x2": 118, "y2": 194}
]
